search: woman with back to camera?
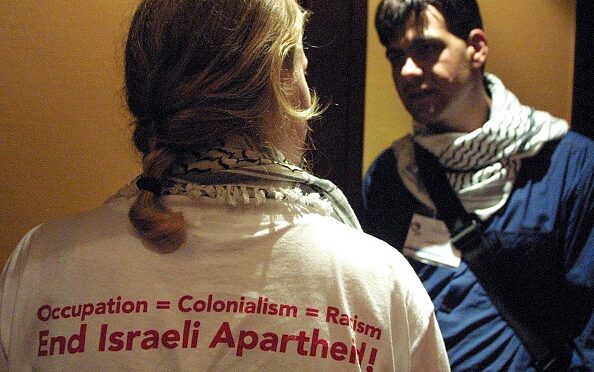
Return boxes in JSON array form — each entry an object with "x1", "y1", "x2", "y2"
[{"x1": 0, "y1": 0, "x2": 448, "y2": 370}]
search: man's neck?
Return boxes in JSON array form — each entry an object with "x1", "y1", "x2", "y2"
[
  {"x1": 429, "y1": 77, "x2": 493, "y2": 134},
  {"x1": 466, "y1": 84, "x2": 492, "y2": 132}
]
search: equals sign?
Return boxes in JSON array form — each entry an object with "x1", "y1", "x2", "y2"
[
  {"x1": 156, "y1": 301, "x2": 171, "y2": 310},
  {"x1": 305, "y1": 308, "x2": 319, "y2": 317}
]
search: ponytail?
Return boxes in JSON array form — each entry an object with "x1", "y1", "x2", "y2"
[{"x1": 128, "y1": 147, "x2": 186, "y2": 251}]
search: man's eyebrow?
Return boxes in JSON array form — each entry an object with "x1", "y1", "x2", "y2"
[
  {"x1": 388, "y1": 35, "x2": 440, "y2": 51},
  {"x1": 411, "y1": 35, "x2": 442, "y2": 43}
]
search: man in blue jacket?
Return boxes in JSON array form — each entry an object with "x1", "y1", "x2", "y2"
[{"x1": 362, "y1": 0, "x2": 594, "y2": 370}]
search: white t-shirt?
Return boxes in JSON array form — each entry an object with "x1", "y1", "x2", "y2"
[{"x1": 0, "y1": 193, "x2": 448, "y2": 371}]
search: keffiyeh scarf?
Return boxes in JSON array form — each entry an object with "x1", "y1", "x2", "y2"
[
  {"x1": 160, "y1": 136, "x2": 362, "y2": 230},
  {"x1": 395, "y1": 73, "x2": 569, "y2": 220}
]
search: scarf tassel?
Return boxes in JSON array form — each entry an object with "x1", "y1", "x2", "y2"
[{"x1": 165, "y1": 183, "x2": 333, "y2": 216}]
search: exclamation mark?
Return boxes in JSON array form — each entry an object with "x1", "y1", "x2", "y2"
[{"x1": 366, "y1": 347, "x2": 377, "y2": 372}]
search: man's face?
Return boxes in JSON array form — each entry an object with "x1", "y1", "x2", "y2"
[{"x1": 387, "y1": 5, "x2": 476, "y2": 132}]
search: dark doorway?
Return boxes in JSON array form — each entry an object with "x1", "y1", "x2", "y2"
[
  {"x1": 303, "y1": 1, "x2": 368, "y2": 217},
  {"x1": 572, "y1": 0, "x2": 593, "y2": 139}
]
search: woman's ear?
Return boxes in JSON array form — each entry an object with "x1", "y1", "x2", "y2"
[{"x1": 467, "y1": 28, "x2": 488, "y2": 69}]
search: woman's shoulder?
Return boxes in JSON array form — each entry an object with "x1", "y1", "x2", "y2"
[
  {"x1": 289, "y1": 214, "x2": 423, "y2": 283},
  {"x1": 9, "y1": 199, "x2": 132, "y2": 262}
]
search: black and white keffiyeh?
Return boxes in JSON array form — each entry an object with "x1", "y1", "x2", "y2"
[
  {"x1": 395, "y1": 73, "x2": 569, "y2": 219},
  {"x1": 157, "y1": 136, "x2": 362, "y2": 230}
]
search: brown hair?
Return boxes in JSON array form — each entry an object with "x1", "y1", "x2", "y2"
[
  {"x1": 125, "y1": 0, "x2": 319, "y2": 250},
  {"x1": 376, "y1": 0, "x2": 483, "y2": 46}
]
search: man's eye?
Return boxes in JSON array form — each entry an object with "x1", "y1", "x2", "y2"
[
  {"x1": 412, "y1": 41, "x2": 444, "y2": 60},
  {"x1": 419, "y1": 43, "x2": 439, "y2": 54}
]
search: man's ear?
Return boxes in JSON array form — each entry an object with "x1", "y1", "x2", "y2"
[{"x1": 467, "y1": 28, "x2": 488, "y2": 69}]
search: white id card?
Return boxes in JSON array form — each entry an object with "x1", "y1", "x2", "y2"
[{"x1": 403, "y1": 213, "x2": 461, "y2": 268}]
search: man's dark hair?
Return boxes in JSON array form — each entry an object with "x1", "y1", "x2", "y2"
[{"x1": 376, "y1": 0, "x2": 483, "y2": 46}]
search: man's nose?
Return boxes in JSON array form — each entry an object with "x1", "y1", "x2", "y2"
[{"x1": 400, "y1": 57, "x2": 423, "y2": 78}]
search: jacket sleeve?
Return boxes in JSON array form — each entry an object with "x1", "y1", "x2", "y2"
[
  {"x1": 562, "y1": 145, "x2": 594, "y2": 370},
  {"x1": 362, "y1": 148, "x2": 415, "y2": 250},
  {"x1": 567, "y1": 203, "x2": 594, "y2": 370}
]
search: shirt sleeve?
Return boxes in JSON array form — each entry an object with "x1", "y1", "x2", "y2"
[
  {"x1": 0, "y1": 225, "x2": 40, "y2": 368},
  {"x1": 397, "y1": 262, "x2": 450, "y2": 372},
  {"x1": 410, "y1": 312, "x2": 450, "y2": 371}
]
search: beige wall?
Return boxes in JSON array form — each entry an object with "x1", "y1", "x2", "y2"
[
  {"x1": 0, "y1": 1, "x2": 142, "y2": 265},
  {"x1": 364, "y1": 0, "x2": 576, "y2": 173}
]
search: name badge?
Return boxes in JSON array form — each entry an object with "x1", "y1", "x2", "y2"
[{"x1": 403, "y1": 213, "x2": 461, "y2": 268}]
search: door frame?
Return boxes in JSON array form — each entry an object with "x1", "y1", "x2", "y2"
[{"x1": 303, "y1": 0, "x2": 368, "y2": 216}]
